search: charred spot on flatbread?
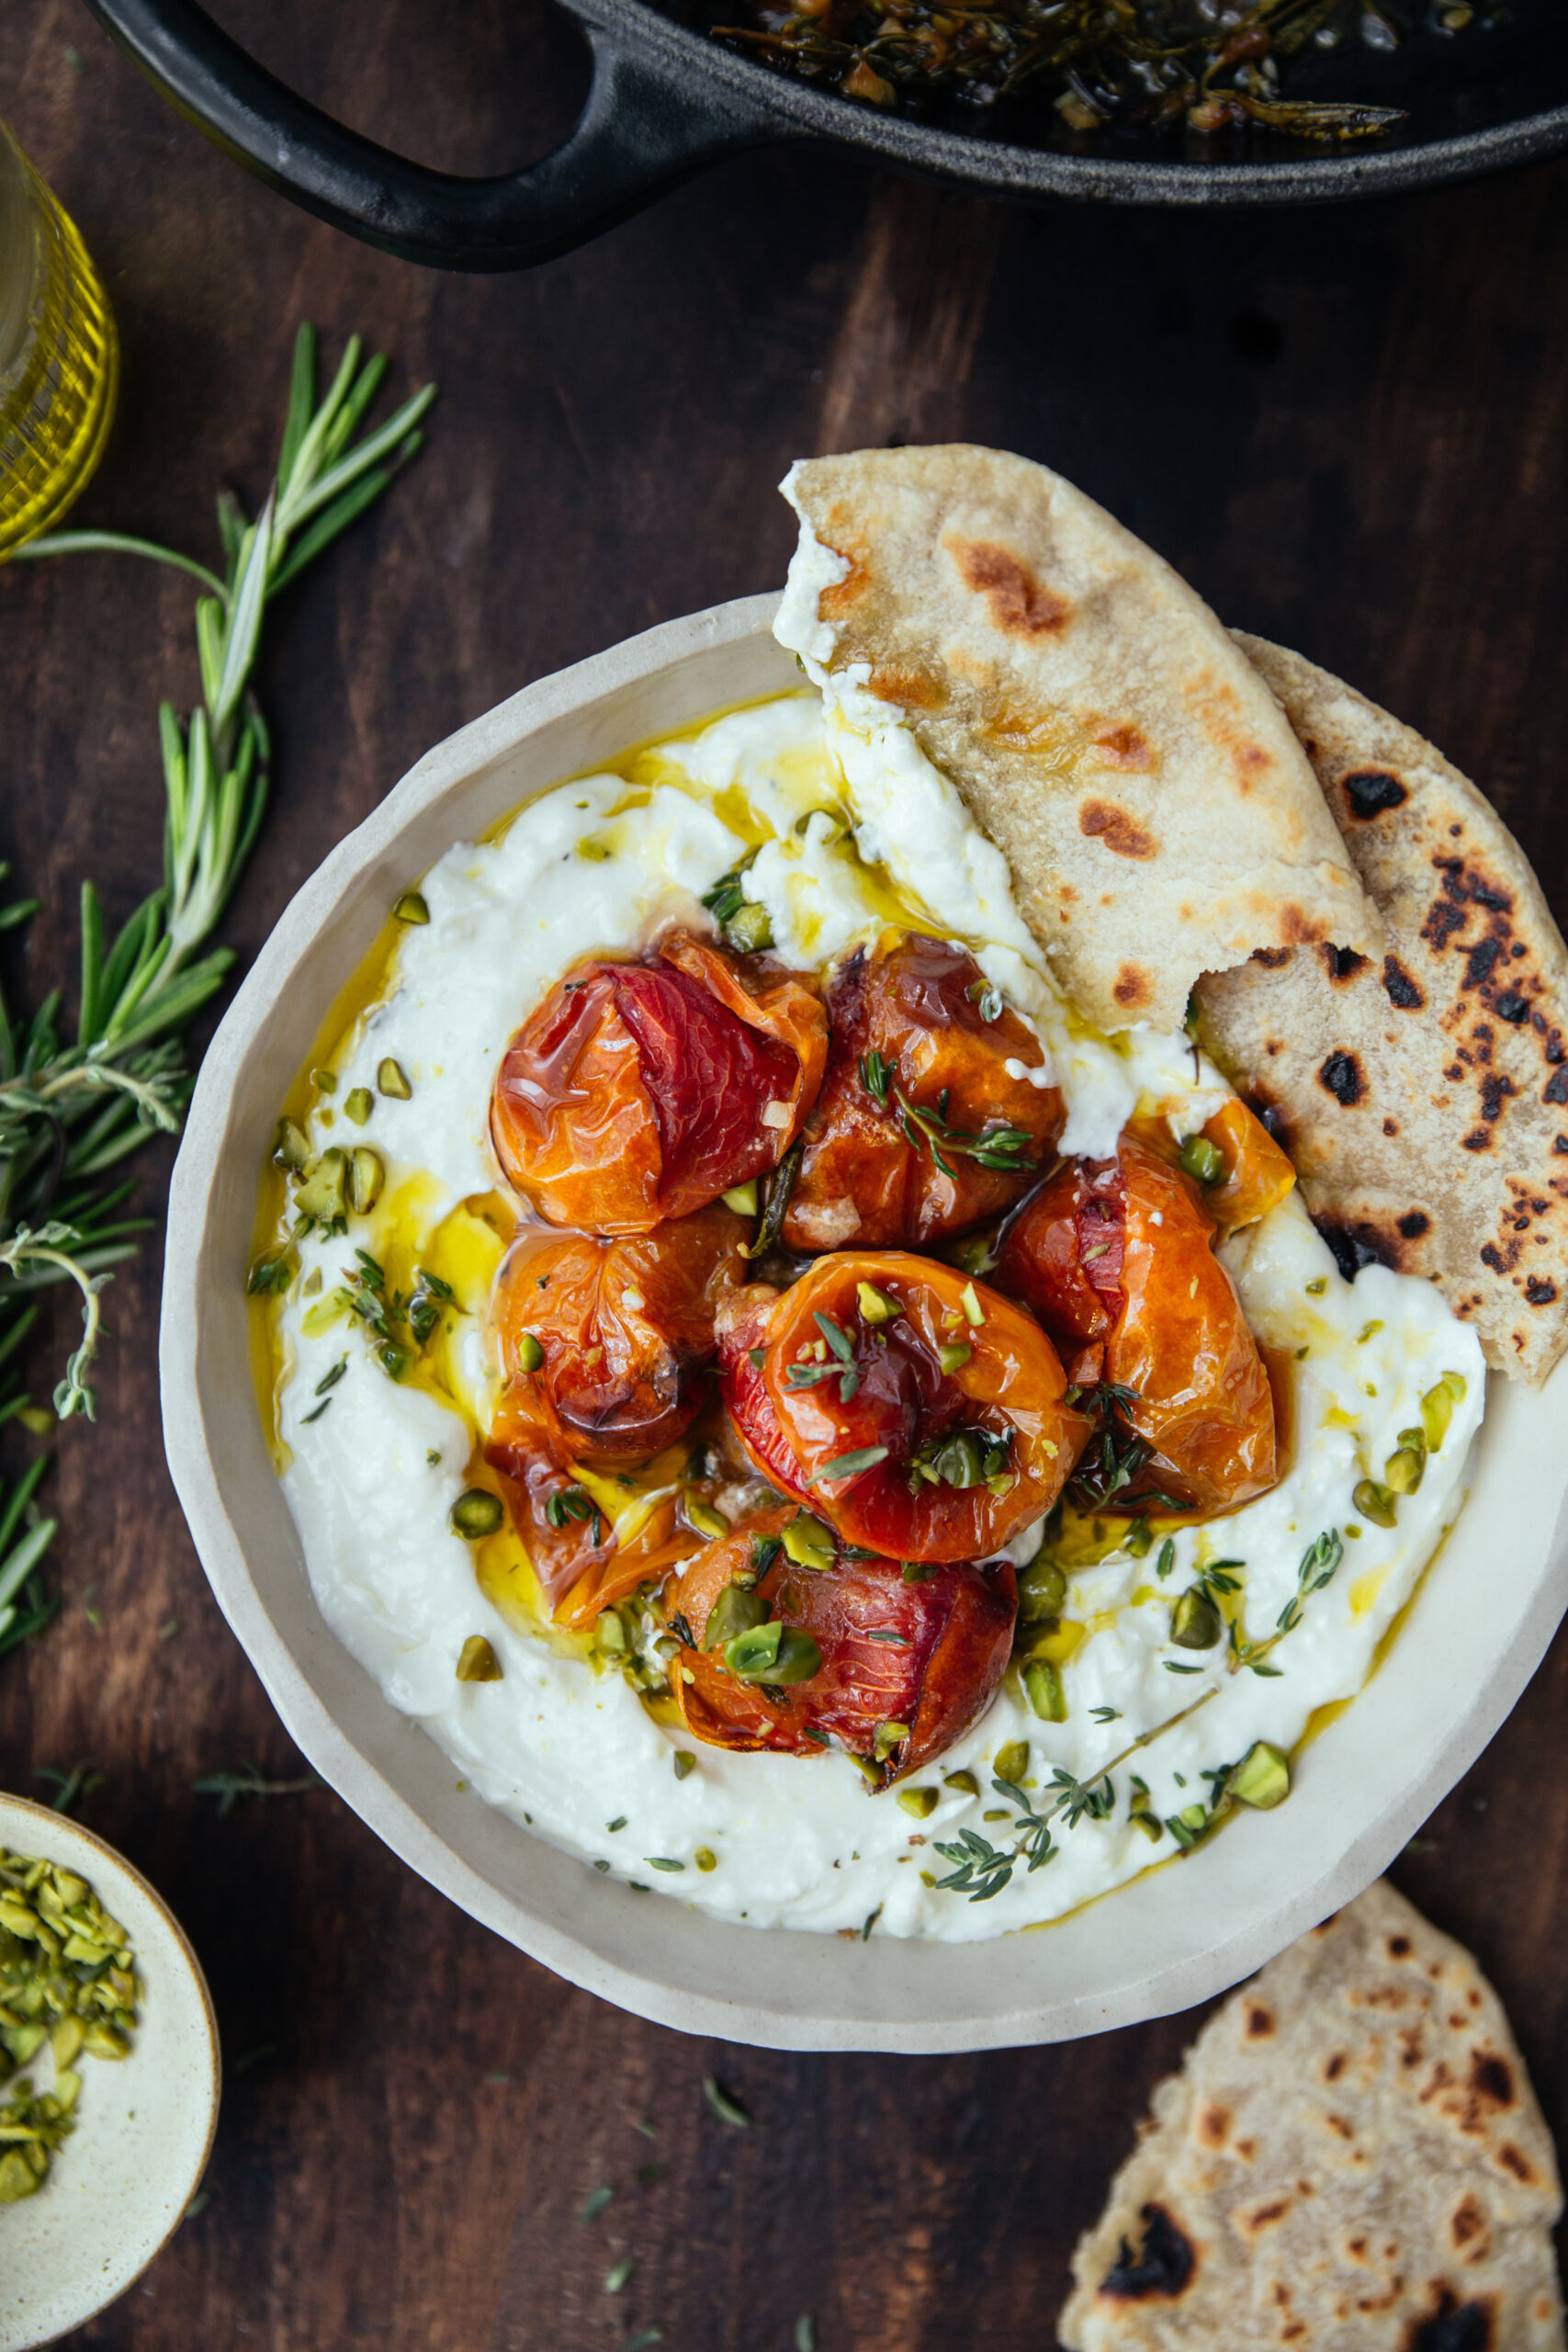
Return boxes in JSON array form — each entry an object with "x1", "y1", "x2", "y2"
[
  {"x1": 1196, "y1": 638, "x2": 1568, "y2": 1383},
  {"x1": 1404, "y1": 2284, "x2": 1497, "y2": 2352},
  {"x1": 945, "y1": 535, "x2": 1072, "y2": 638},
  {"x1": 778, "y1": 450, "x2": 1378, "y2": 1035},
  {"x1": 1059, "y1": 1884, "x2": 1564, "y2": 2352},
  {"x1": 1079, "y1": 799, "x2": 1156, "y2": 860},
  {"x1": 1099, "y1": 2203, "x2": 1196, "y2": 2301},
  {"x1": 1344, "y1": 768, "x2": 1411, "y2": 819}
]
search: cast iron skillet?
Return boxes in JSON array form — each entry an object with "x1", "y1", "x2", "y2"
[{"x1": 86, "y1": 0, "x2": 1568, "y2": 270}]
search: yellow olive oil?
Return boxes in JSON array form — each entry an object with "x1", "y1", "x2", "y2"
[{"x1": 0, "y1": 124, "x2": 118, "y2": 557}]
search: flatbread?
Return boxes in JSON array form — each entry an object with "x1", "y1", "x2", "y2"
[
  {"x1": 778, "y1": 447, "x2": 1379, "y2": 1034},
  {"x1": 1059, "y1": 1881, "x2": 1564, "y2": 2352},
  {"x1": 1197, "y1": 639, "x2": 1568, "y2": 1384}
]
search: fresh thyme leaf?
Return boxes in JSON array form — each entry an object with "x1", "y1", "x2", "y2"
[
  {"x1": 809, "y1": 1443, "x2": 889, "y2": 1484},
  {"x1": 702, "y1": 2075, "x2": 751, "y2": 2128},
  {"x1": 859, "y1": 1047, "x2": 893, "y2": 1110},
  {"x1": 1228, "y1": 1528, "x2": 1343, "y2": 1673},
  {"x1": 192, "y1": 1761, "x2": 323, "y2": 1817},
  {"x1": 32, "y1": 1759, "x2": 104, "y2": 1815}
]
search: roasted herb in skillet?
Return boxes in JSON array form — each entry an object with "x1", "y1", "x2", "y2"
[
  {"x1": 0, "y1": 324, "x2": 434, "y2": 1661},
  {"x1": 709, "y1": 0, "x2": 1478, "y2": 141}
]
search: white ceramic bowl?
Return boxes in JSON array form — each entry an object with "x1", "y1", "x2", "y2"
[
  {"x1": 0, "y1": 1795, "x2": 220, "y2": 2350},
  {"x1": 159, "y1": 593, "x2": 1568, "y2": 2053}
]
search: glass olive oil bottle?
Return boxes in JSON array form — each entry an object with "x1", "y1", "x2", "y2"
[{"x1": 0, "y1": 122, "x2": 117, "y2": 557}]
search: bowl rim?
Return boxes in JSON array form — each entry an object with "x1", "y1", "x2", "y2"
[
  {"x1": 159, "y1": 590, "x2": 1568, "y2": 2052},
  {"x1": 0, "y1": 1792, "x2": 221, "y2": 2350}
]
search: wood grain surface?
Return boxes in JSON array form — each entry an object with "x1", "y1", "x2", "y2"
[{"x1": 3, "y1": 6, "x2": 1568, "y2": 2344}]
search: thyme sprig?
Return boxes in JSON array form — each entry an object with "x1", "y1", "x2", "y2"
[
  {"x1": 932, "y1": 1689, "x2": 1218, "y2": 1901},
  {"x1": 1228, "y1": 1528, "x2": 1344, "y2": 1675},
  {"x1": 859, "y1": 1049, "x2": 1038, "y2": 1179},
  {"x1": 0, "y1": 324, "x2": 434, "y2": 1451}
]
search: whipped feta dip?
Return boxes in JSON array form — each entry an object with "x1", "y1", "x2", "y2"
[{"x1": 259, "y1": 683, "x2": 1484, "y2": 1944}]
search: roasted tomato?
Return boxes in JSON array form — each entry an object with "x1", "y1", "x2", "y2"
[
  {"x1": 667, "y1": 1506, "x2": 1016, "y2": 1779},
  {"x1": 491, "y1": 928, "x2": 827, "y2": 1233},
  {"x1": 1126, "y1": 1094, "x2": 1296, "y2": 1231},
  {"x1": 782, "y1": 933, "x2": 1064, "y2": 1252},
  {"x1": 995, "y1": 1138, "x2": 1277, "y2": 1515},
  {"x1": 484, "y1": 1204, "x2": 745, "y2": 1611},
  {"x1": 717, "y1": 1253, "x2": 1087, "y2": 1563}
]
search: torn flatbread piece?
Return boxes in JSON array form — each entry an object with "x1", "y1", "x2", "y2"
[
  {"x1": 778, "y1": 447, "x2": 1378, "y2": 1034},
  {"x1": 1197, "y1": 639, "x2": 1568, "y2": 1384},
  {"x1": 1059, "y1": 1881, "x2": 1564, "y2": 2352}
]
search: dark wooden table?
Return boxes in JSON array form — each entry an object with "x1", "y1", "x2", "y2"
[{"x1": 4, "y1": 6, "x2": 1568, "y2": 2344}]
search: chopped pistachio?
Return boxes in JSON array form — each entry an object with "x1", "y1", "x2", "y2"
[
  {"x1": 960, "y1": 1280, "x2": 985, "y2": 1327},
  {"x1": 0, "y1": 1845, "x2": 141, "y2": 2199},
  {"x1": 672, "y1": 1751, "x2": 697, "y2": 1781},
  {"x1": 1351, "y1": 1478, "x2": 1398, "y2": 1529},
  {"x1": 1226, "y1": 1740, "x2": 1292, "y2": 1809},
  {"x1": 856, "y1": 1281, "x2": 903, "y2": 1326},
  {"x1": 450, "y1": 1488, "x2": 503, "y2": 1540},
  {"x1": 1022, "y1": 1658, "x2": 1067, "y2": 1722},
  {"x1": 344, "y1": 1086, "x2": 374, "y2": 1126},
  {"x1": 294, "y1": 1147, "x2": 347, "y2": 1223},
  {"x1": 684, "y1": 1499, "x2": 729, "y2": 1544},
  {"x1": 724, "y1": 900, "x2": 773, "y2": 954},
  {"x1": 722, "y1": 1180, "x2": 759, "y2": 1216},
  {"x1": 938, "y1": 1340, "x2": 972, "y2": 1375},
  {"x1": 897, "y1": 1786, "x2": 938, "y2": 1820},
  {"x1": 273, "y1": 1117, "x2": 310, "y2": 1171},
  {"x1": 782, "y1": 1512, "x2": 834, "y2": 1572},
  {"x1": 704, "y1": 1582, "x2": 769, "y2": 1652},
  {"x1": 393, "y1": 890, "x2": 429, "y2": 923},
  {"x1": 873, "y1": 1721, "x2": 910, "y2": 1762},
  {"x1": 1420, "y1": 1370, "x2": 1467, "y2": 1453},
  {"x1": 1179, "y1": 1134, "x2": 1223, "y2": 1184},
  {"x1": 942, "y1": 1769, "x2": 981, "y2": 1796},
  {"x1": 456, "y1": 1635, "x2": 502, "y2": 1683},
  {"x1": 1018, "y1": 1556, "x2": 1066, "y2": 1622},
  {"x1": 993, "y1": 1739, "x2": 1029, "y2": 1785},
  {"x1": 310, "y1": 1066, "x2": 338, "y2": 1093},
  {"x1": 377, "y1": 1057, "x2": 412, "y2": 1099},
  {"x1": 725, "y1": 1622, "x2": 820, "y2": 1684},
  {"x1": 348, "y1": 1147, "x2": 384, "y2": 1215},
  {"x1": 694, "y1": 1848, "x2": 718, "y2": 1872},
  {"x1": 1170, "y1": 1587, "x2": 1224, "y2": 1649},
  {"x1": 1383, "y1": 1442, "x2": 1425, "y2": 1495},
  {"x1": 516, "y1": 1331, "x2": 545, "y2": 1374}
]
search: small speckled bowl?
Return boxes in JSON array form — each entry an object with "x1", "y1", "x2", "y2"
[
  {"x1": 0, "y1": 1796, "x2": 220, "y2": 2352},
  {"x1": 158, "y1": 593, "x2": 1568, "y2": 2052}
]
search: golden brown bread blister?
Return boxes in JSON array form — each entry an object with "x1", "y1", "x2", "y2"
[
  {"x1": 1059, "y1": 1882, "x2": 1564, "y2": 2352},
  {"x1": 1197, "y1": 639, "x2": 1568, "y2": 1384},
  {"x1": 779, "y1": 447, "x2": 1379, "y2": 1035}
]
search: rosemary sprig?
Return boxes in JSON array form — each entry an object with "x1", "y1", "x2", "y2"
[{"x1": 0, "y1": 322, "x2": 435, "y2": 1652}]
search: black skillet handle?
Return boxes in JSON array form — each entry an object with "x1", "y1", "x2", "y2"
[{"x1": 83, "y1": 0, "x2": 775, "y2": 272}]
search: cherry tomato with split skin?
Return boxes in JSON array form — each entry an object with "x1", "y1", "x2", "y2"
[
  {"x1": 1126, "y1": 1093, "x2": 1296, "y2": 1230},
  {"x1": 491, "y1": 928, "x2": 826, "y2": 1233},
  {"x1": 484, "y1": 1204, "x2": 745, "y2": 1611},
  {"x1": 995, "y1": 1137, "x2": 1277, "y2": 1516},
  {"x1": 717, "y1": 1252, "x2": 1087, "y2": 1564},
  {"x1": 783, "y1": 932, "x2": 1064, "y2": 1253},
  {"x1": 666, "y1": 1505, "x2": 1017, "y2": 1779}
]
